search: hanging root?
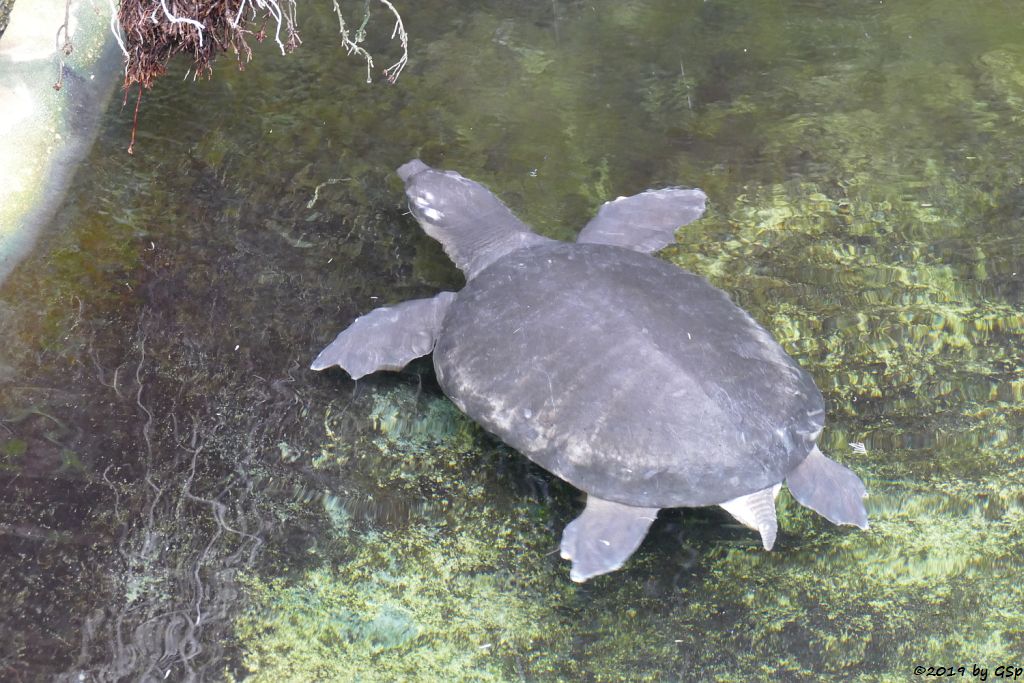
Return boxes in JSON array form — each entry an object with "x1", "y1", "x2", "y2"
[
  {"x1": 113, "y1": 0, "x2": 300, "y2": 90},
  {"x1": 108, "y1": 1, "x2": 408, "y2": 151},
  {"x1": 111, "y1": 0, "x2": 408, "y2": 90}
]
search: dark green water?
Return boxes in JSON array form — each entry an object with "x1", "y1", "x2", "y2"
[{"x1": 2, "y1": 0, "x2": 1023, "y2": 680}]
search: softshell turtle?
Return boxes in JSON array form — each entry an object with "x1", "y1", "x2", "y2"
[{"x1": 312, "y1": 159, "x2": 869, "y2": 582}]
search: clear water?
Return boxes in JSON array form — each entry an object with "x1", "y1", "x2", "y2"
[{"x1": 2, "y1": 0, "x2": 1023, "y2": 680}]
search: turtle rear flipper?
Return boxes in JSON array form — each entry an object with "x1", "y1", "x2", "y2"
[
  {"x1": 559, "y1": 496, "x2": 659, "y2": 583},
  {"x1": 399, "y1": 159, "x2": 555, "y2": 279},
  {"x1": 576, "y1": 188, "x2": 707, "y2": 254},
  {"x1": 786, "y1": 446, "x2": 869, "y2": 529},
  {"x1": 311, "y1": 292, "x2": 457, "y2": 378}
]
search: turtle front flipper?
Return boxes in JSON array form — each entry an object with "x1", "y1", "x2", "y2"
[
  {"x1": 559, "y1": 496, "x2": 659, "y2": 582},
  {"x1": 311, "y1": 292, "x2": 457, "y2": 378},
  {"x1": 576, "y1": 187, "x2": 707, "y2": 254},
  {"x1": 398, "y1": 159, "x2": 555, "y2": 279},
  {"x1": 786, "y1": 446, "x2": 870, "y2": 529}
]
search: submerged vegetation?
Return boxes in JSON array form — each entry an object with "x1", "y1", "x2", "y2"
[{"x1": 232, "y1": 388, "x2": 578, "y2": 681}]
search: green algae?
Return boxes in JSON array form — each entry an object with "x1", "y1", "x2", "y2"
[
  {"x1": 979, "y1": 48, "x2": 1024, "y2": 119},
  {"x1": 674, "y1": 480, "x2": 1024, "y2": 678},
  {"x1": 232, "y1": 384, "x2": 1024, "y2": 678},
  {"x1": 232, "y1": 387, "x2": 576, "y2": 681}
]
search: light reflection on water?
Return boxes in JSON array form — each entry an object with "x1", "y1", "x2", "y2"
[{"x1": 1, "y1": 0, "x2": 1023, "y2": 679}]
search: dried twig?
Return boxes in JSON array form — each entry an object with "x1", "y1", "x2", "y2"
[
  {"x1": 379, "y1": 0, "x2": 408, "y2": 83},
  {"x1": 331, "y1": 0, "x2": 409, "y2": 83}
]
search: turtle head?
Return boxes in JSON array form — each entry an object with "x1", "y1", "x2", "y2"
[
  {"x1": 398, "y1": 160, "x2": 485, "y2": 237},
  {"x1": 396, "y1": 159, "x2": 556, "y2": 279}
]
